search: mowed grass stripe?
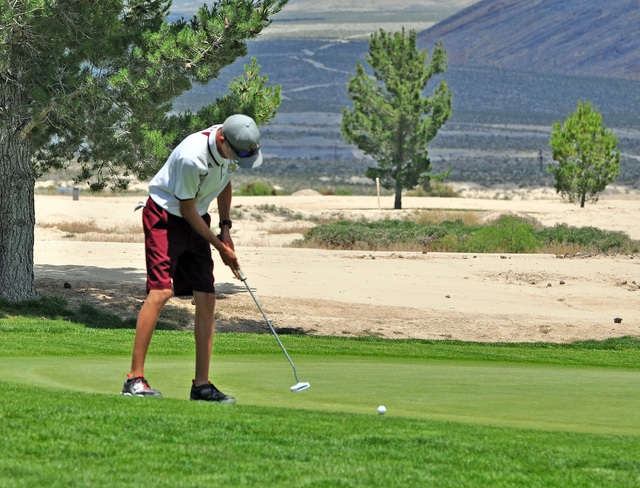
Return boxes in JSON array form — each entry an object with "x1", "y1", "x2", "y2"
[
  {"x1": 3, "y1": 381, "x2": 640, "y2": 488},
  {"x1": 2, "y1": 355, "x2": 639, "y2": 435}
]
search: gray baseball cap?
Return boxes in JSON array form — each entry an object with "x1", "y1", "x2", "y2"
[{"x1": 222, "y1": 114, "x2": 263, "y2": 168}]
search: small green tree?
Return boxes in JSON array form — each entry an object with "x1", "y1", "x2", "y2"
[
  {"x1": 341, "y1": 28, "x2": 452, "y2": 210},
  {"x1": 548, "y1": 102, "x2": 620, "y2": 207}
]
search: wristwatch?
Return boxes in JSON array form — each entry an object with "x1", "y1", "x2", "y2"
[{"x1": 219, "y1": 219, "x2": 232, "y2": 229}]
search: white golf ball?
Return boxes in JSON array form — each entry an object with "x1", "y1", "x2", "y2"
[{"x1": 377, "y1": 405, "x2": 386, "y2": 415}]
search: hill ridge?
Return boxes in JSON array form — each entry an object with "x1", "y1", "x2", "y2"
[{"x1": 418, "y1": 0, "x2": 640, "y2": 81}]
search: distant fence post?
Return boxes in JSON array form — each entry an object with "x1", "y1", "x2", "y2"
[{"x1": 376, "y1": 178, "x2": 381, "y2": 210}]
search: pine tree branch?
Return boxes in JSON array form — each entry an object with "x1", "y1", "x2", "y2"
[{"x1": 19, "y1": 87, "x2": 84, "y2": 141}]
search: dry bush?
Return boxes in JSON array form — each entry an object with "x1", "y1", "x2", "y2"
[
  {"x1": 413, "y1": 210, "x2": 484, "y2": 226},
  {"x1": 38, "y1": 220, "x2": 143, "y2": 242},
  {"x1": 269, "y1": 224, "x2": 314, "y2": 235}
]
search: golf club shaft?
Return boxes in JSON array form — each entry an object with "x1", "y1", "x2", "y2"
[{"x1": 237, "y1": 269, "x2": 301, "y2": 384}]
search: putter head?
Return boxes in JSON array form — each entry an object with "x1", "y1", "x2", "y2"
[{"x1": 290, "y1": 381, "x2": 310, "y2": 393}]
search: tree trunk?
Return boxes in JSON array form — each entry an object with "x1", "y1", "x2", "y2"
[
  {"x1": 394, "y1": 182, "x2": 402, "y2": 209},
  {"x1": 0, "y1": 82, "x2": 37, "y2": 301}
]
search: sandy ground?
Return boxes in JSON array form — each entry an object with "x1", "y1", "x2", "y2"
[{"x1": 33, "y1": 187, "x2": 640, "y2": 343}]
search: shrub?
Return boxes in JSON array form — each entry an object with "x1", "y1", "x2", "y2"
[
  {"x1": 318, "y1": 188, "x2": 354, "y2": 196},
  {"x1": 540, "y1": 224, "x2": 639, "y2": 253},
  {"x1": 300, "y1": 219, "x2": 474, "y2": 251},
  {"x1": 465, "y1": 215, "x2": 542, "y2": 253},
  {"x1": 235, "y1": 182, "x2": 276, "y2": 196},
  {"x1": 295, "y1": 214, "x2": 639, "y2": 254},
  {"x1": 406, "y1": 182, "x2": 459, "y2": 198}
]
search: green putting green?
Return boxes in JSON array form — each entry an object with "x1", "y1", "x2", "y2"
[{"x1": 2, "y1": 355, "x2": 638, "y2": 435}]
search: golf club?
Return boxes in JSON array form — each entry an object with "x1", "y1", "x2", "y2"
[{"x1": 236, "y1": 269, "x2": 310, "y2": 393}]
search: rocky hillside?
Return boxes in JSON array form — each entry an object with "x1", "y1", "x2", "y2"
[{"x1": 418, "y1": 0, "x2": 640, "y2": 80}]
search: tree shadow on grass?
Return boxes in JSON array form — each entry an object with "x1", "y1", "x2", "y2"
[
  {"x1": 0, "y1": 279, "x2": 193, "y2": 331},
  {"x1": 0, "y1": 295, "x2": 138, "y2": 330},
  {"x1": 1, "y1": 278, "x2": 307, "y2": 334}
]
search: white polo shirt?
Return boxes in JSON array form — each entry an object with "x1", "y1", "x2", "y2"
[{"x1": 148, "y1": 125, "x2": 238, "y2": 217}]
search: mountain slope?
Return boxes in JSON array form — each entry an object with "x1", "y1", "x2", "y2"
[
  {"x1": 417, "y1": 0, "x2": 640, "y2": 80},
  {"x1": 278, "y1": 0, "x2": 474, "y2": 15}
]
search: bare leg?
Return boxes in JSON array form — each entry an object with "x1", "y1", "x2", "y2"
[
  {"x1": 193, "y1": 290, "x2": 216, "y2": 386},
  {"x1": 128, "y1": 289, "x2": 173, "y2": 377}
]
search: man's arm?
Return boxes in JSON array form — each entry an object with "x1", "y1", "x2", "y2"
[{"x1": 217, "y1": 181, "x2": 233, "y2": 247}]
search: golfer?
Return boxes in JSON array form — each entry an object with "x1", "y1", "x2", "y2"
[{"x1": 121, "y1": 114, "x2": 263, "y2": 402}]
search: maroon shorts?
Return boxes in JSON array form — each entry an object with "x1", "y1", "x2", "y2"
[{"x1": 142, "y1": 197, "x2": 215, "y2": 296}]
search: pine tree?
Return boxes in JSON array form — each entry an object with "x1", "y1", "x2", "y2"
[
  {"x1": 548, "y1": 102, "x2": 620, "y2": 207},
  {"x1": 341, "y1": 29, "x2": 452, "y2": 209},
  {"x1": 0, "y1": 0, "x2": 287, "y2": 301}
]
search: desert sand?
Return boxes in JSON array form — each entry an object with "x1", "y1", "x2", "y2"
[{"x1": 33, "y1": 187, "x2": 640, "y2": 343}]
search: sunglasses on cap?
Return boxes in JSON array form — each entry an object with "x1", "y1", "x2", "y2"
[{"x1": 225, "y1": 138, "x2": 260, "y2": 158}]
